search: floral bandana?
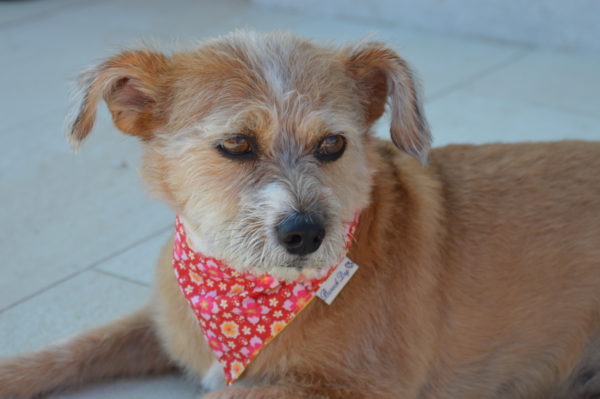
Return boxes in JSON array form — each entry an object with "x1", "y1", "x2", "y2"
[{"x1": 172, "y1": 214, "x2": 359, "y2": 384}]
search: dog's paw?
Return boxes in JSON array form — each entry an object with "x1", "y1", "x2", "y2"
[
  {"x1": 200, "y1": 361, "x2": 226, "y2": 392},
  {"x1": 0, "y1": 358, "x2": 32, "y2": 399},
  {"x1": 0, "y1": 353, "x2": 62, "y2": 399}
]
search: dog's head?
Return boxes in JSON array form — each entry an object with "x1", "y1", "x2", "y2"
[{"x1": 66, "y1": 31, "x2": 430, "y2": 280}]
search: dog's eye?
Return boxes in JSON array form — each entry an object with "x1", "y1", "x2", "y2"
[
  {"x1": 316, "y1": 134, "x2": 346, "y2": 162},
  {"x1": 217, "y1": 136, "x2": 254, "y2": 159}
]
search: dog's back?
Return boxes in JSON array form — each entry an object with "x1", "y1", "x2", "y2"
[
  {"x1": 421, "y1": 141, "x2": 600, "y2": 398},
  {"x1": 431, "y1": 140, "x2": 600, "y2": 272}
]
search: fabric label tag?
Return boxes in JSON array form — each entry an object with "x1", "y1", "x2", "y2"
[{"x1": 316, "y1": 256, "x2": 359, "y2": 305}]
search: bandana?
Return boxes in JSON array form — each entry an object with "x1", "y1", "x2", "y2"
[{"x1": 172, "y1": 215, "x2": 359, "y2": 384}]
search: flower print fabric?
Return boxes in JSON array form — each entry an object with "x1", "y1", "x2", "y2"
[{"x1": 172, "y1": 214, "x2": 358, "y2": 384}]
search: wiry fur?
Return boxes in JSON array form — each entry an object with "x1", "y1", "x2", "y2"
[{"x1": 1, "y1": 31, "x2": 600, "y2": 399}]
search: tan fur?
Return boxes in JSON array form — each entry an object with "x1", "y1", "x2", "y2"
[{"x1": 1, "y1": 31, "x2": 600, "y2": 398}]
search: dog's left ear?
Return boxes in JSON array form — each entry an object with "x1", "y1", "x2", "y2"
[
  {"x1": 66, "y1": 49, "x2": 171, "y2": 149},
  {"x1": 345, "y1": 42, "x2": 431, "y2": 164}
]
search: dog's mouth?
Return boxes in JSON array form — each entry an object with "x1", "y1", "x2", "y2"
[{"x1": 182, "y1": 213, "x2": 351, "y2": 281}]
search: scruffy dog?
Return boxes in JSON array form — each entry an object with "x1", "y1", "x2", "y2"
[{"x1": 1, "y1": 31, "x2": 600, "y2": 399}]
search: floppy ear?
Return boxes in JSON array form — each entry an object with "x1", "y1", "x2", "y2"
[
  {"x1": 345, "y1": 42, "x2": 431, "y2": 164},
  {"x1": 66, "y1": 49, "x2": 171, "y2": 149}
]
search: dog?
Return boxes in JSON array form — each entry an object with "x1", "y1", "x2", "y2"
[{"x1": 1, "y1": 30, "x2": 600, "y2": 399}]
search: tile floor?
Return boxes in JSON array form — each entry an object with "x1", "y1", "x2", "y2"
[{"x1": 1, "y1": 0, "x2": 599, "y2": 397}]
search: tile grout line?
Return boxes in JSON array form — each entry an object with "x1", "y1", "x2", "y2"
[
  {"x1": 86, "y1": 224, "x2": 173, "y2": 270},
  {"x1": 424, "y1": 47, "x2": 600, "y2": 120},
  {"x1": 0, "y1": 269, "x2": 86, "y2": 315},
  {"x1": 428, "y1": 85, "x2": 600, "y2": 122},
  {"x1": 424, "y1": 47, "x2": 534, "y2": 104},
  {"x1": 92, "y1": 269, "x2": 151, "y2": 288},
  {"x1": 0, "y1": 223, "x2": 172, "y2": 314},
  {"x1": 256, "y1": 3, "x2": 539, "y2": 51}
]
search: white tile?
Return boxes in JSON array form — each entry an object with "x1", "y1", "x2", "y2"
[
  {"x1": 0, "y1": 271, "x2": 150, "y2": 356},
  {"x1": 0, "y1": 50, "x2": 88, "y2": 131},
  {"x1": 95, "y1": 230, "x2": 173, "y2": 286},
  {"x1": 423, "y1": 91, "x2": 600, "y2": 147},
  {"x1": 376, "y1": 28, "x2": 529, "y2": 99},
  {"x1": 464, "y1": 49, "x2": 600, "y2": 117},
  {"x1": 48, "y1": 376, "x2": 201, "y2": 399},
  {"x1": 0, "y1": 108, "x2": 173, "y2": 308},
  {"x1": 0, "y1": 0, "x2": 82, "y2": 26}
]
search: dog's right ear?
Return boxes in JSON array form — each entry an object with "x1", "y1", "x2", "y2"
[
  {"x1": 345, "y1": 42, "x2": 431, "y2": 165},
  {"x1": 66, "y1": 49, "x2": 171, "y2": 149}
]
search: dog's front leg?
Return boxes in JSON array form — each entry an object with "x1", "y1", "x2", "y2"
[
  {"x1": 201, "y1": 384, "x2": 358, "y2": 399},
  {"x1": 0, "y1": 305, "x2": 175, "y2": 399}
]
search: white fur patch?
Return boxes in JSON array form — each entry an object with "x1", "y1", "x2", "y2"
[
  {"x1": 264, "y1": 62, "x2": 286, "y2": 101},
  {"x1": 258, "y1": 182, "x2": 295, "y2": 224},
  {"x1": 201, "y1": 361, "x2": 226, "y2": 392}
]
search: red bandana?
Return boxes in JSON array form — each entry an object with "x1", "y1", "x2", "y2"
[{"x1": 172, "y1": 215, "x2": 358, "y2": 384}]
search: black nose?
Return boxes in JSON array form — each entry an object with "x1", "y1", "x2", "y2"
[{"x1": 276, "y1": 213, "x2": 325, "y2": 256}]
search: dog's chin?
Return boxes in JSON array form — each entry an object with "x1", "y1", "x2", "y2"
[
  {"x1": 252, "y1": 257, "x2": 331, "y2": 281},
  {"x1": 242, "y1": 234, "x2": 348, "y2": 281},
  {"x1": 223, "y1": 241, "x2": 345, "y2": 282}
]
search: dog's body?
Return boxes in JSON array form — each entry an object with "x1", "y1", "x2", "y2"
[{"x1": 1, "y1": 32, "x2": 599, "y2": 398}]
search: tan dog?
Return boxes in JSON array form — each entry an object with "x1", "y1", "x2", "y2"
[{"x1": 1, "y1": 31, "x2": 600, "y2": 399}]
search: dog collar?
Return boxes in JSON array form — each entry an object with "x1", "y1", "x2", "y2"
[{"x1": 172, "y1": 214, "x2": 359, "y2": 384}]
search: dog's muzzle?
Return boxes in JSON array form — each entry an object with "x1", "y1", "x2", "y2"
[{"x1": 276, "y1": 212, "x2": 325, "y2": 256}]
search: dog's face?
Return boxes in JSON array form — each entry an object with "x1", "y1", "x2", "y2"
[{"x1": 67, "y1": 32, "x2": 430, "y2": 280}]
